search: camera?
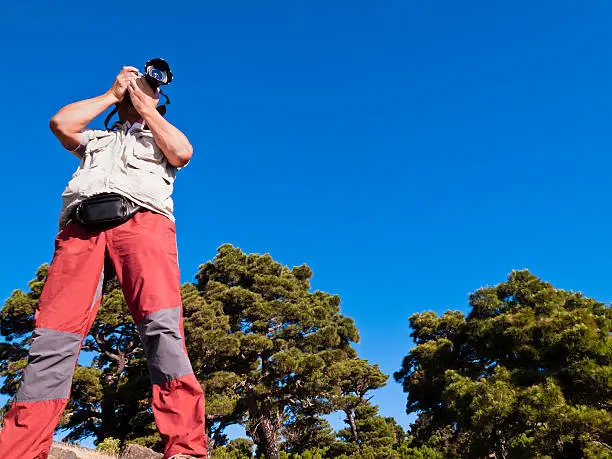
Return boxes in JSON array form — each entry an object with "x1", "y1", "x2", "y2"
[
  {"x1": 142, "y1": 58, "x2": 173, "y2": 88},
  {"x1": 105, "y1": 58, "x2": 173, "y2": 128}
]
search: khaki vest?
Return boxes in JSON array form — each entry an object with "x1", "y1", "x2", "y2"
[{"x1": 59, "y1": 125, "x2": 178, "y2": 228}]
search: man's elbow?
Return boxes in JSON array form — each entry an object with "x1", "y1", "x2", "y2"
[
  {"x1": 170, "y1": 144, "x2": 193, "y2": 168},
  {"x1": 49, "y1": 116, "x2": 62, "y2": 135},
  {"x1": 50, "y1": 114, "x2": 71, "y2": 137},
  {"x1": 50, "y1": 115, "x2": 83, "y2": 153}
]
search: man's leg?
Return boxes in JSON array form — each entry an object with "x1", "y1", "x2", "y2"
[
  {"x1": 0, "y1": 223, "x2": 106, "y2": 459},
  {"x1": 107, "y1": 211, "x2": 206, "y2": 459}
]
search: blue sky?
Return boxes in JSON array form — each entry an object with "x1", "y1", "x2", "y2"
[{"x1": 2, "y1": 0, "x2": 612, "y2": 443}]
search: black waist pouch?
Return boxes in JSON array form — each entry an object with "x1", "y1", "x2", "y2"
[{"x1": 75, "y1": 193, "x2": 142, "y2": 230}]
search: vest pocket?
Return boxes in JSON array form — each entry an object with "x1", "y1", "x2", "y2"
[
  {"x1": 127, "y1": 155, "x2": 175, "y2": 202},
  {"x1": 87, "y1": 131, "x2": 115, "y2": 168},
  {"x1": 133, "y1": 136, "x2": 166, "y2": 164},
  {"x1": 127, "y1": 135, "x2": 175, "y2": 202},
  {"x1": 128, "y1": 154, "x2": 170, "y2": 178}
]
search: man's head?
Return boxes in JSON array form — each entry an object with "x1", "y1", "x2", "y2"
[{"x1": 104, "y1": 60, "x2": 172, "y2": 129}]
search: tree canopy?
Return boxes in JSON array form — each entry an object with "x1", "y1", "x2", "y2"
[
  {"x1": 1, "y1": 253, "x2": 610, "y2": 458},
  {"x1": 394, "y1": 270, "x2": 612, "y2": 458}
]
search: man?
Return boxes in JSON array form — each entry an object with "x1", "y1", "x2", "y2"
[{"x1": 0, "y1": 65, "x2": 205, "y2": 459}]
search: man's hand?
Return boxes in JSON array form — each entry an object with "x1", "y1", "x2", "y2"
[
  {"x1": 107, "y1": 66, "x2": 140, "y2": 103},
  {"x1": 127, "y1": 77, "x2": 160, "y2": 118},
  {"x1": 50, "y1": 66, "x2": 140, "y2": 156}
]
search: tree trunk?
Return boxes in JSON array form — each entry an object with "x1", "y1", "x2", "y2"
[
  {"x1": 251, "y1": 402, "x2": 280, "y2": 459},
  {"x1": 100, "y1": 359, "x2": 123, "y2": 440},
  {"x1": 495, "y1": 430, "x2": 509, "y2": 459},
  {"x1": 205, "y1": 434, "x2": 214, "y2": 458},
  {"x1": 256, "y1": 415, "x2": 280, "y2": 459},
  {"x1": 346, "y1": 409, "x2": 359, "y2": 444},
  {"x1": 100, "y1": 394, "x2": 118, "y2": 440},
  {"x1": 205, "y1": 419, "x2": 221, "y2": 458}
]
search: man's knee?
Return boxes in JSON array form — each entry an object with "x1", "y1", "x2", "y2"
[
  {"x1": 137, "y1": 306, "x2": 194, "y2": 384},
  {"x1": 15, "y1": 328, "x2": 81, "y2": 402}
]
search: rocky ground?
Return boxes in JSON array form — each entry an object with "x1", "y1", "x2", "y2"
[{"x1": 49, "y1": 442, "x2": 163, "y2": 459}]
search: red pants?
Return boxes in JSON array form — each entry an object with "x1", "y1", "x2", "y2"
[{"x1": 0, "y1": 211, "x2": 206, "y2": 459}]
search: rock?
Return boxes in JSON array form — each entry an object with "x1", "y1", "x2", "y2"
[
  {"x1": 49, "y1": 442, "x2": 118, "y2": 458},
  {"x1": 120, "y1": 444, "x2": 163, "y2": 459},
  {"x1": 48, "y1": 445, "x2": 79, "y2": 459}
]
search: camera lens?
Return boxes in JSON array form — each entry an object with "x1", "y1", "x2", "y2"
[
  {"x1": 143, "y1": 58, "x2": 173, "y2": 87},
  {"x1": 147, "y1": 68, "x2": 166, "y2": 85}
]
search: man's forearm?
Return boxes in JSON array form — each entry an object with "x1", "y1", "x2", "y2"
[
  {"x1": 51, "y1": 67, "x2": 139, "y2": 153},
  {"x1": 141, "y1": 109, "x2": 193, "y2": 168},
  {"x1": 51, "y1": 92, "x2": 118, "y2": 135},
  {"x1": 50, "y1": 92, "x2": 119, "y2": 151}
]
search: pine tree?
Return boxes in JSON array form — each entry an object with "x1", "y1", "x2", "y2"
[
  {"x1": 184, "y1": 244, "x2": 375, "y2": 459},
  {"x1": 394, "y1": 270, "x2": 612, "y2": 458}
]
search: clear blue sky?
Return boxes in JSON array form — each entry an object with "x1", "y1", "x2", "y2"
[{"x1": 2, "y1": 0, "x2": 612, "y2": 440}]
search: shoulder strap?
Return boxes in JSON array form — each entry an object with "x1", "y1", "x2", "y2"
[
  {"x1": 104, "y1": 90, "x2": 170, "y2": 129},
  {"x1": 104, "y1": 105, "x2": 119, "y2": 130}
]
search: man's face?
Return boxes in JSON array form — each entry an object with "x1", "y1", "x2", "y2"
[
  {"x1": 118, "y1": 94, "x2": 139, "y2": 118},
  {"x1": 117, "y1": 77, "x2": 160, "y2": 121}
]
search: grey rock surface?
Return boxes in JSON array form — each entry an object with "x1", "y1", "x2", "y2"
[
  {"x1": 49, "y1": 442, "x2": 117, "y2": 458},
  {"x1": 120, "y1": 444, "x2": 163, "y2": 459},
  {"x1": 48, "y1": 446, "x2": 79, "y2": 459},
  {"x1": 47, "y1": 441, "x2": 165, "y2": 459}
]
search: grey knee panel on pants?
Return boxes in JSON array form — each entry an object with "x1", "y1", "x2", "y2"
[
  {"x1": 15, "y1": 270, "x2": 103, "y2": 402},
  {"x1": 15, "y1": 328, "x2": 82, "y2": 402},
  {"x1": 137, "y1": 307, "x2": 194, "y2": 385}
]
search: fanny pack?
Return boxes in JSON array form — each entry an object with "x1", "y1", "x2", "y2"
[{"x1": 74, "y1": 193, "x2": 142, "y2": 230}]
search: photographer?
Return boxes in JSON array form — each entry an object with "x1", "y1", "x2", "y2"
[{"x1": 0, "y1": 62, "x2": 205, "y2": 459}]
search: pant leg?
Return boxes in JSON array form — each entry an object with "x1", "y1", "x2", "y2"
[
  {"x1": 106, "y1": 211, "x2": 206, "y2": 459},
  {"x1": 0, "y1": 223, "x2": 106, "y2": 459}
]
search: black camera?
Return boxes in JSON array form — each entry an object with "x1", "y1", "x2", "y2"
[
  {"x1": 143, "y1": 58, "x2": 173, "y2": 88},
  {"x1": 105, "y1": 58, "x2": 174, "y2": 128}
]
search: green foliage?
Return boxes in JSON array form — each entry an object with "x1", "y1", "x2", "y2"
[
  {"x1": 184, "y1": 244, "x2": 377, "y2": 458},
  {"x1": 210, "y1": 447, "x2": 247, "y2": 459},
  {"x1": 282, "y1": 415, "x2": 335, "y2": 454},
  {"x1": 398, "y1": 444, "x2": 444, "y2": 459},
  {"x1": 211, "y1": 438, "x2": 255, "y2": 459},
  {"x1": 15, "y1": 252, "x2": 610, "y2": 457},
  {"x1": 395, "y1": 270, "x2": 612, "y2": 458},
  {"x1": 97, "y1": 437, "x2": 120, "y2": 455},
  {"x1": 330, "y1": 403, "x2": 408, "y2": 458}
]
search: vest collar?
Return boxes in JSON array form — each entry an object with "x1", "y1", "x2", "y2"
[{"x1": 123, "y1": 120, "x2": 145, "y2": 134}]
